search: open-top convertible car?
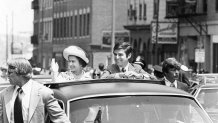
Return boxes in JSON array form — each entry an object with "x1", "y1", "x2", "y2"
[{"x1": 44, "y1": 79, "x2": 213, "y2": 123}]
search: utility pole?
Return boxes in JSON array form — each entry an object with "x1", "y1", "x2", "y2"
[
  {"x1": 40, "y1": 0, "x2": 44, "y2": 68},
  {"x1": 11, "y1": 12, "x2": 14, "y2": 57},
  {"x1": 6, "y1": 15, "x2": 8, "y2": 62},
  {"x1": 111, "y1": 0, "x2": 115, "y2": 64},
  {"x1": 155, "y1": 0, "x2": 160, "y2": 64}
]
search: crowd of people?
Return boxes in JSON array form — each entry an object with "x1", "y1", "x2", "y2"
[{"x1": 0, "y1": 41, "x2": 195, "y2": 122}]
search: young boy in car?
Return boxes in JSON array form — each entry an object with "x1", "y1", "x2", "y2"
[{"x1": 101, "y1": 42, "x2": 154, "y2": 80}]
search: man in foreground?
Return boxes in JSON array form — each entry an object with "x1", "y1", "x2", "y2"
[{"x1": 0, "y1": 58, "x2": 70, "y2": 123}]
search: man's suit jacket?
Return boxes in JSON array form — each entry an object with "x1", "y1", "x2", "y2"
[
  {"x1": 0, "y1": 80, "x2": 70, "y2": 123},
  {"x1": 162, "y1": 80, "x2": 190, "y2": 92},
  {"x1": 177, "y1": 81, "x2": 190, "y2": 92},
  {"x1": 101, "y1": 63, "x2": 152, "y2": 79}
]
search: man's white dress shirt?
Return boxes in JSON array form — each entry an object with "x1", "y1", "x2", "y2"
[{"x1": 10, "y1": 80, "x2": 32, "y2": 123}]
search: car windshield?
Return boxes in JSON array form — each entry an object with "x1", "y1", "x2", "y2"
[
  {"x1": 197, "y1": 89, "x2": 218, "y2": 122},
  {"x1": 69, "y1": 96, "x2": 211, "y2": 123}
]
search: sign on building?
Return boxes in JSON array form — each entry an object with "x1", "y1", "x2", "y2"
[
  {"x1": 151, "y1": 22, "x2": 178, "y2": 44},
  {"x1": 195, "y1": 48, "x2": 205, "y2": 63},
  {"x1": 102, "y1": 31, "x2": 130, "y2": 47}
]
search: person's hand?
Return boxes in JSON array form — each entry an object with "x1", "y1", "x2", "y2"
[
  {"x1": 124, "y1": 71, "x2": 143, "y2": 79},
  {"x1": 50, "y1": 59, "x2": 59, "y2": 73}
]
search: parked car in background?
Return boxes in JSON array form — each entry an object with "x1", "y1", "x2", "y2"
[
  {"x1": 44, "y1": 79, "x2": 213, "y2": 123},
  {"x1": 192, "y1": 83, "x2": 218, "y2": 123},
  {"x1": 194, "y1": 73, "x2": 218, "y2": 85}
]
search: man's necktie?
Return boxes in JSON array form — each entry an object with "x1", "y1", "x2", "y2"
[
  {"x1": 121, "y1": 68, "x2": 126, "y2": 72},
  {"x1": 14, "y1": 88, "x2": 24, "y2": 123},
  {"x1": 170, "y1": 83, "x2": 176, "y2": 88}
]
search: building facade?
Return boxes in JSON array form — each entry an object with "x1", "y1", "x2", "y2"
[
  {"x1": 172, "y1": 0, "x2": 218, "y2": 73},
  {"x1": 31, "y1": 0, "x2": 129, "y2": 71},
  {"x1": 124, "y1": 0, "x2": 218, "y2": 73},
  {"x1": 124, "y1": 0, "x2": 178, "y2": 69}
]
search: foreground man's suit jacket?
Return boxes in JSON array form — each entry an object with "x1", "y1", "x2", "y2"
[{"x1": 0, "y1": 80, "x2": 71, "y2": 123}]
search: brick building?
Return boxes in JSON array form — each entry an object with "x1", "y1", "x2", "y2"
[{"x1": 31, "y1": 0, "x2": 129, "y2": 70}]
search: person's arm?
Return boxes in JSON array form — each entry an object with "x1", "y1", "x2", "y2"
[
  {"x1": 101, "y1": 70, "x2": 126, "y2": 79},
  {"x1": 101, "y1": 70, "x2": 114, "y2": 79},
  {"x1": 43, "y1": 87, "x2": 71, "y2": 123},
  {"x1": 133, "y1": 64, "x2": 156, "y2": 80},
  {"x1": 50, "y1": 59, "x2": 60, "y2": 82}
]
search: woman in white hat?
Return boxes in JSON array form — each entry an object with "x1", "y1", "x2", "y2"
[{"x1": 51, "y1": 45, "x2": 92, "y2": 82}]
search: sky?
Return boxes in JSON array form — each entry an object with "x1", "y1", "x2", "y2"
[
  {"x1": 0, "y1": 0, "x2": 33, "y2": 36},
  {"x1": 0, "y1": 0, "x2": 33, "y2": 61}
]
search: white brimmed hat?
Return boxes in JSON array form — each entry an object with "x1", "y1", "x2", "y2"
[{"x1": 63, "y1": 45, "x2": 89, "y2": 64}]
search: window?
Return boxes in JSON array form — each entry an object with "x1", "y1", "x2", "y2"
[
  {"x1": 66, "y1": 16, "x2": 69, "y2": 37},
  {"x1": 87, "y1": 13, "x2": 90, "y2": 36},
  {"x1": 203, "y1": 0, "x2": 207, "y2": 13},
  {"x1": 129, "y1": 4, "x2": 133, "y2": 20},
  {"x1": 143, "y1": 3, "x2": 147, "y2": 20},
  {"x1": 57, "y1": 18, "x2": 60, "y2": 38},
  {"x1": 75, "y1": 15, "x2": 77, "y2": 37},
  {"x1": 60, "y1": 17, "x2": 64, "y2": 38},
  {"x1": 69, "y1": 16, "x2": 71, "y2": 37},
  {"x1": 153, "y1": 0, "x2": 157, "y2": 19},
  {"x1": 71, "y1": 16, "x2": 73, "y2": 37},
  {"x1": 83, "y1": 13, "x2": 86, "y2": 36},
  {"x1": 79, "y1": 14, "x2": 82, "y2": 36},
  {"x1": 139, "y1": 3, "x2": 142, "y2": 20},
  {"x1": 63, "y1": 17, "x2": 66, "y2": 37},
  {"x1": 216, "y1": 0, "x2": 218, "y2": 12},
  {"x1": 166, "y1": 1, "x2": 178, "y2": 18},
  {"x1": 53, "y1": 18, "x2": 57, "y2": 38}
]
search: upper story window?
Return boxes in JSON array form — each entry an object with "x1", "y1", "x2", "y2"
[
  {"x1": 139, "y1": 3, "x2": 142, "y2": 20},
  {"x1": 143, "y1": 3, "x2": 147, "y2": 20},
  {"x1": 216, "y1": 0, "x2": 218, "y2": 12},
  {"x1": 203, "y1": 0, "x2": 207, "y2": 13},
  {"x1": 153, "y1": 0, "x2": 158, "y2": 19},
  {"x1": 128, "y1": 4, "x2": 133, "y2": 20}
]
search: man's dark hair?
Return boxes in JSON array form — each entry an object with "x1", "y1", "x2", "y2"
[
  {"x1": 113, "y1": 42, "x2": 132, "y2": 56},
  {"x1": 162, "y1": 58, "x2": 180, "y2": 74}
]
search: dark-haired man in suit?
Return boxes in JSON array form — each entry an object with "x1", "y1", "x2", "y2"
[
  {"x1": 162, "y1": 57, "x2": 190, "y2": 92},
  {"x1": 101, "y1": 42, "x2": 154, "y2": 79},
  {"x1": 0, "y1": 58, "x2": 70, "y2": 123}
]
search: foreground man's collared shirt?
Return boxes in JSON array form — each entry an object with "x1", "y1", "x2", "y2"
[{"x1": 10, "y1": 80, "x2": 32, "y2": 123}]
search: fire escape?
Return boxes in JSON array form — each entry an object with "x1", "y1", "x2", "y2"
[
  {"x1": 166, "y1": 0, "x2": 208, "y2": 72},
  {"x1": 166, "y1": 0, "x2": 208, "y2": 37}
]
